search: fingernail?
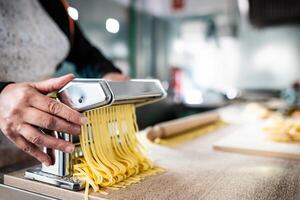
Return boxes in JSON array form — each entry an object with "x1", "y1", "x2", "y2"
[
  {"x1": 67, "y1": 73, "x2": 75, "y2": 78},
  {"x1": 43, "y1": 161, "x2": 50, "y2": 167},
  {"x1": 80, "y1": 116, "x2": 88, "y2": 125},
  {"x1": 66, "y1": 145, "x2": 75, "y2": 153}
]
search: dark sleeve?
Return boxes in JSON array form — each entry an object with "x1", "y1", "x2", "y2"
[
  {"x1": 38, "y1": 0, "x2": 121, "y2": 78},
  {"x1": 0, "y1": 82, "x2": 13, "y2": 93},
  {"x1": 65, "y1": 23, "x2": 121, "y2": 78}
]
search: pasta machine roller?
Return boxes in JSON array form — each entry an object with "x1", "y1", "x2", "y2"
[{"x1": 24, "y1": 78, "x2": 167, "y2": 191}]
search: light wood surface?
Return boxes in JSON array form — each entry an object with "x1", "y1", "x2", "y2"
[
  {"x1": 4, "y1": 105, "x2": 300, "y2": 200},
  {"x1": 4, "y1": 170, "x2": 106, "y2": 200},
  {"x1": 213, "y1": 123, "x2": 300, "y2": 160}
]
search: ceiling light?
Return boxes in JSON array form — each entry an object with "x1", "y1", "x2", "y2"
[
  {"x1": 106, "y1": 18, "x2": 120, "y2": 34},
  {"x1": 67, "y1": 7, "x2": 79, "y2": 21}
]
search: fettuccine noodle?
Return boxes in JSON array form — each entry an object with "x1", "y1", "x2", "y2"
[{"x1": 73, "y1": 104, "x2": 164, "y2": 199}]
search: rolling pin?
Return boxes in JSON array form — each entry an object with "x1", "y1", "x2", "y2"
[{"x1": 147, "y1": 111, "x2": 220, "y2": 141}]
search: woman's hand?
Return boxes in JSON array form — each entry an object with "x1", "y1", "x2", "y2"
[
  {"x1": 0, "y1": 74, "x2": 87, "y2": 166},
  {"x1": 103, "y1": 72, "x2": 129, "y2": 81}
]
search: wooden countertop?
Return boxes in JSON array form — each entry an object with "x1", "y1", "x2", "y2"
[
  {"x1": 5, "y1": 104, "x2": 300, "y2": 200},
  {"x1": 106, "y1": 128, "x2": 300, "y2": 199}
]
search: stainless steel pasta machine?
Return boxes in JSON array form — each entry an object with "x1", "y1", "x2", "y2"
[{"x1": 24, "y1": 78, "x2": 167, "y2": 191}]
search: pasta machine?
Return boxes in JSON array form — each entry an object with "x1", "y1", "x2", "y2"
[{"x1": 24, "y1": 78, "x2": 167, "y2": 191}]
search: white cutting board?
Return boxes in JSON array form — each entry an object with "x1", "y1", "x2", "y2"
[{"x1": 213, "y1": 124, "x2": 300, "y2": 160}]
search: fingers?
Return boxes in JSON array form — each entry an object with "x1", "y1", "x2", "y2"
[
  {"x1": 30, "y1": 92, "x2": 87, "y2": 126},
  {"x1": 31, "y1": 74, "x2": 75, "y2": 94},
  {"x1": 23, "y1": 107, "x2": 81, "y2": 135},
  {"x1": 10, "y1": 134, "x2": 52, "y2": 166},
  {"x1": 0, "y1": 77, "x2": 82, "y2": 167},
  {"x1": 18, "y1": 123, "x2": 75, "y2": 154}
]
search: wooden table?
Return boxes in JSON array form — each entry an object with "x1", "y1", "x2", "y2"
[{"x1": 4, "y1": 104, "x2": 300, "y2": 200}]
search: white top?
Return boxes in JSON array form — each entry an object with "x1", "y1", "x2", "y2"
[{"x1": 0, "y1": 0, "x2": 70, "y2": 82}]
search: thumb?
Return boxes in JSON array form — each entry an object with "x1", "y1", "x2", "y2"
[{"x1": 32, "y1": 74, "x2": 75, "y2": 94}]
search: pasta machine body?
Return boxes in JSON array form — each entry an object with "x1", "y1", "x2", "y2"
[{"x1": 24, "y1": 79, "x2": 166, "y2": 190}]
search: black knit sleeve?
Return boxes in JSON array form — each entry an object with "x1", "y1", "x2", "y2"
[{"x1": 65, "y1": 23, "x2": 121, "y2": 78}]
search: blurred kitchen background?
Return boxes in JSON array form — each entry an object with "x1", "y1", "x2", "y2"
[{"x1": 59, "y1": 0, "x2": 300, "y2": 128}]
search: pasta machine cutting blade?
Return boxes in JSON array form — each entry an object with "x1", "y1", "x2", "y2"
[{"x1": 24, "y1": 78, "x2": 166, "y2": 190}]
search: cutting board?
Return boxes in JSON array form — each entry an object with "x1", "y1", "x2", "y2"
[
  {"x1": 213, "y1": 124, "x2": 300, "y2": 160},
  {"x1": 4, "y1": 169, "x2": 106, "y2": 200}
]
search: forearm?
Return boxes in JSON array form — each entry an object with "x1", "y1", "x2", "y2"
[{"x1": 74, "y1": 50, "x2": 122, "y2": 78}]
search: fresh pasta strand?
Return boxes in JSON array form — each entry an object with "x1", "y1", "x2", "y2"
[{"x1": 73, "y1": 104, "x2": 164, "y2": 199}]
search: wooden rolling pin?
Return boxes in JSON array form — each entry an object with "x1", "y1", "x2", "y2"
[{"x1": 147, "y1": 111, "x2": 220, "y2": 141}]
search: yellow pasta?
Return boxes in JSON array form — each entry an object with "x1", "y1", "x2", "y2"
[
  {"x1": 73, "y1": 104, "x2": 164, "y2": 199},
  {"x1": 262, "y1": 115, "x2": 300, "y2": 142}
]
